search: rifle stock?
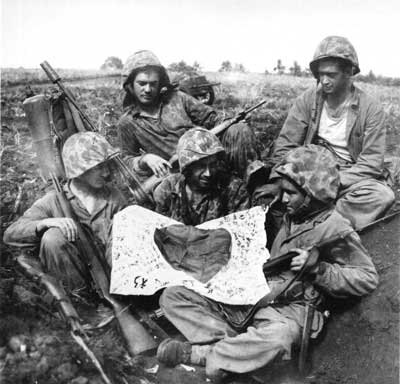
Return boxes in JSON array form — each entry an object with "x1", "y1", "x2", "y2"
[
  {"x1": 17, "y1": 253, "x2": 85, "y2": 336},
  {"x1": 17, "y1": 253, "x2": 113, "y2": 384}
]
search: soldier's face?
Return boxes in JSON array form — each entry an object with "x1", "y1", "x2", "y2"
[
  {"x1": 317, "y1": 60, "x2": 351, "y2": 96},
  {"x1": 80, "y1": 162, "x2": 111, "y2": 190},
  {"x1": 186, "y1": 156, "x2": 220, "y2": 191},
  {"x1": 133, "y1": 69, "x2": 160, "y2": 106},
  {"x1": 281, "y1": 179, "x2": 307, "y2": 216}
]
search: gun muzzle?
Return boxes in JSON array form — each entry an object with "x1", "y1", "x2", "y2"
[{"x1": 40, "y1": 61, "x2": 61, "y2": 83}]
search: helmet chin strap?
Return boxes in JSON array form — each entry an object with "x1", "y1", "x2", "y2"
[{"x1": 292, "y1": 194, "x2": 313, "y2": 222}]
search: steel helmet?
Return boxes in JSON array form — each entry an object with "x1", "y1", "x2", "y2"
[
  {"x1": 275, "y1": 144, "x2": 340, "y2": 203},
  {"x1": 177, "y1": 127, "x2": 225, "y2": 172},
  {"x1": 309, "y1": 36, "x2": 360, "y2": 78},
  {"x1": 62, "y1": 132, "x2": 118, "y2": 179}
]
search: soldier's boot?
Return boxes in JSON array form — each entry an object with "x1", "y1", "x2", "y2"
[{"x1": 157, "y1": 338, "x2": 211, "y2": 367}]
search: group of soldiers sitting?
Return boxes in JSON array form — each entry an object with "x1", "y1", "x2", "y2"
[{"x1": 4, "y1": 35, "x2": 395, "y2": 382}]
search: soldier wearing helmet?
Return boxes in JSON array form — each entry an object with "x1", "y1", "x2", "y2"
[
  {"x1": 117, "y1": 50, "x2": 259, "y2": 185},
  {"x1": 156, "y1": 145, "x2": 378, "y2": 381},
  {"x1": 153, "y1": 127, "x2": 250, "y2": 225},
  {"x1": 257, "y1": 36, "x2": 394, "y2": 232},
  {"x1": 4, "y1": 132, "x2": 127, "y2": 289}
]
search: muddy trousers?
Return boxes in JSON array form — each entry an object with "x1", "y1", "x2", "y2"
[
  {"x1": 336, "y1": 179, "x2": 395, "y2": 230},
  {"x1": 160, "y1": 286, "x2": 302, "y2": 374},
  {"x1": 39, "y1": 228, "x2": 89, "y2": 290}
]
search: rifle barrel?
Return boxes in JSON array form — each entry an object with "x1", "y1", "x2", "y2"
[{"x1": 243, "y1": 99, "x2": 266, "y2": 114}]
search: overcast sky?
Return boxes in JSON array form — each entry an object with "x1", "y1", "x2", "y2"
[{"x1": 2, "y1": 0, "x2": 399, "y2": 77}]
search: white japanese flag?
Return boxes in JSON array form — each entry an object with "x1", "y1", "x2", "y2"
[{"x1": 110, "y1": 205, "x2": 270, "y2": 305}]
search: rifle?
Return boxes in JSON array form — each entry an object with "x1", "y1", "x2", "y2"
[
  {"x1": 170, "y1": 99, "x2": 267, "y2": 165},
  {"x1": 22, "y1": 95, "x2": 161, "y2": 356},
  {"x1": 39, "y1": 61, "x2": 153, "y2": 206},
  {"x1": 141, "y1": 99, "x2": 267, "y2": 192},
  {"x1": 50, "y1": 173, "x2": 158, "y2": 356},
  {"x1": 210, "y1": 99, "x2": 266, "y2": 136},
  {"x1": 263, "y1": 210, "x2": 400, "y2": 277},
  {"x1": 17, "y1": 253, "x2": 113, "y2": 384},
  {"x1": 263, "y1": 209, "x2": 400, "y2": 375}
]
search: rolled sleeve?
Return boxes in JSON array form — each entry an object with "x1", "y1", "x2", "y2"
[{"x1": 3, "y1": 193, "x2": 57, "y2": 246}]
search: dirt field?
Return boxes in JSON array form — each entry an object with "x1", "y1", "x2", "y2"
[{"x1": 1, "y1": 71, "x2": 399, "y2": 384}]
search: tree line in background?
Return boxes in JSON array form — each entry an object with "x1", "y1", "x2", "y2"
[{"x1": 100, "y1": 56, "x2": 400, "y2": 87}]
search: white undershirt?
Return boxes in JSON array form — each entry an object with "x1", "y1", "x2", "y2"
[{"x1": 318, "y1": 103, "x2": 352, "y2": 162}]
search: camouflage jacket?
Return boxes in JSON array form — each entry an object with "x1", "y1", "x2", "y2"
[
  {"x1": 269, "y1": 208, "x2": 378, "y2": 299},
  {"x1": 3, "y1": 183, "x2": 126, "y2": 263},
  {"x1": 265, "y1": 208, "x2": 378, "y2": 335},
  {"x1": 117, "y1": 90, "x2": 219, "y2": 176},
  {"x1": 153, "y1": 173, "x2": 250, "y2": 225},
  {"x1": 271, "y1": 84, "x2": 387, "y2": 189}
]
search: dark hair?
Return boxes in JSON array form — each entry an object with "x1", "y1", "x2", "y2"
[{"x1": 122, "y1": 66, "x2": 172, "y2": 108}]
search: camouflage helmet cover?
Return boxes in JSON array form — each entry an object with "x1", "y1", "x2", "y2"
[
  {"x1": 177, "y1": 127, "x2": 225, "y2": 172},
  {"x1": 309, "y1": 36, "x2": 360, "y2": 77},
  {"x1": 122, "y1": 50, "x2": 168, "y2": 87},
  {"x1": 62, "y1": 132, "x2": 118, "y2": 179},
  {"x1": 275, "y1": 144, "x2": 340, "y2": 203}
]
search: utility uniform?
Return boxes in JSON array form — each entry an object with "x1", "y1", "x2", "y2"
[
  {"x1": 272, "y1": 84, "x2": 394, "y2": 229},
  {"x1": 4, "y1": 185, "x2": 125, "y2": 289},
  {"x1": 118, "y1": 90, "x2": 219, "y2": 177},
  {"x1": 153, "y1": 173, "x2": 250, "y2": 225},
  {"x1": 3, "y1": 132, "x2": 126, "y2": 289},
  {"x1": 152, "y1": 127, "x2": 251, "y2": 225},
  {"x1": 118, "y1": 50, "x2": 259, "y2": 180},
  {"x1": 160, "y1": 208, "x2": 378, "y2": 373},
  {"x1": 158, "y1": 145, "x2": 378, "y2": 377},
  {"x1": 270, "y1": 36, "x2": 394, "y2": 229}
]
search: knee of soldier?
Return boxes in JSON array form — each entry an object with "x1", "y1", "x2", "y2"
[
  {"x1": 41, "y1": 227, "x2": 69, "y2": 253},
  {"x1": 257, "y1": 319, "x2": 299, "y2": 351},
  {"x1": 159, "y1": 286, "x2": 190, "y2": 310},
  {"x1": 276, "y1": 321, "x2": 298, "y2": 349},
  {"x1": 379, "y1": 184, "x2": 395, "y2": 209}
]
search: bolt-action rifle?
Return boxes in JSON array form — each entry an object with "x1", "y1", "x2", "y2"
[
  {"x1": 47, "y1": 173, "x2": 159, "y2": 356},
  {"x1": 169, "y1": 99, "x2": 267, "y2": 166},
  {"x1": 141, "y1": 99, "x2": 267, "y2": 192},
  {"x1": 22, "y1": 88, "x2": 164, "y2": 359}
]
